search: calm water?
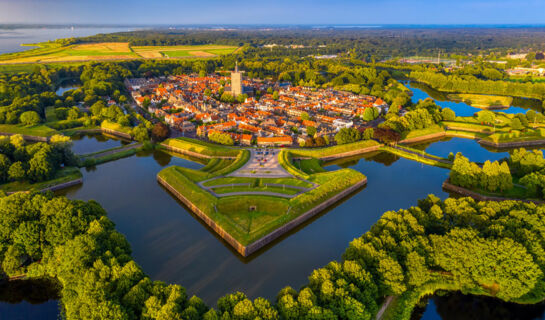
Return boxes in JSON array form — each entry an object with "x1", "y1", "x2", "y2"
[
  {"x1": 55, "y1": 86, "x2": 79, "y2": 96},
  {"x1": 406, "y1": 82, "x2": 532, "y2": 116},
  {"x1": 4, "y1": 94, "x2": 545, "y2": 317},
  {"x1": 54, "y1": 147, "x2": 450, "y2": 306},
  {"x1": 415, "y1": 293, "x2": 545, "y2": 320},
  {"x1": 0, "y1": 279, "x2": 60, "y2": 320},
  {"x1": 0, "y1": 27, "x2": 138, "y2": 54},
  {"x1": 70, "y1": 133, "x2": 129, "y2": 155},
  {"x1": 411, "y1": 137, "x2": 510, "y2": 162}
]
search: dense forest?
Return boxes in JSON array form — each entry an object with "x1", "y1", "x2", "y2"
[{"x1": 1, "y1": 192, "x2": 544, "y2": 319}]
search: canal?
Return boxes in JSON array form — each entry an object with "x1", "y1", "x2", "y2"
[{"x1": 3, "y1": 86, "x2": 545, "y2": 318}]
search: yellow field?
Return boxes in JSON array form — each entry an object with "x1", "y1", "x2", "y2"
[
  {"x1": 131, "y1": 44, "x2": 237, "y2": 58},
  {"x1": 0, "y1": 42, "x2": 238, "y2": 64}
]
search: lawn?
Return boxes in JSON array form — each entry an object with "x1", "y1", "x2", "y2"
[
  {"x1": 447, "y1": 93, "x2": 513, "y2": 108},
  {"x1": 158, "y1": 164, "x2": 365, "y2": 248},
  {"x1": 296, "y1": 158, "x2": 326, "y2": 174},
  {"x1": 45, "y1": 106, "x2": 58, "y2": 122},
  {"x1": 288, "y1": 140, "x2": 380, "y2": 158},
  {"x1": 203, "y1": 176, "x2": 312, "y2": 188},
  {"x1": 0, "y1": 167, "x2": 82, "y2": 193},
  {"x1": 0, "y1": 124, "x2": 58, "y2": 137},
  {"x1": 212, "y1": 185, "x2": 300, "y2": 195},
  {"x1": 100, "y1": 120, "x2": 133, "y2": 135},
  {"x1": 403, "y1": 125, "x2": 445, "y2": 140},
  {"x1": 162, "y1": 137, "x2": 241, "y2": 157}
]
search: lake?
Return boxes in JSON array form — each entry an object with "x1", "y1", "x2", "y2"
[{"x1": 0, "y1": 26, "x2": 140, "y2": 54}]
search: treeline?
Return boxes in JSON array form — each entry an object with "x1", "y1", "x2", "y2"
[
  {"x1": 0, "y1": 134, "x2": 75, "y2": 183},
  {"x1": 2, "y1": 192, "x2": 545, "y2": 319},
  {"x1": 450, "y1": 153, "x2": 513, "y2": 193},
  {"x1": 76, "y1": 28, "x2": 545, "y2": 59},
  {"x1": 410, "y1": 70, "x2": 545, "y2": 101},
  {"x1": 511, "y1": 148, "x2": 545, "y2": 199},
  {"x1": 380, "y1": 98, "x2": 454, "y2": 136}
]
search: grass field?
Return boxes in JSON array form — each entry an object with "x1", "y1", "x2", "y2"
[
  {"x1": 288, "y1": 140, "x2": 380, "y2": 158},
  {"x1": 447, "y1": 93, "x2": 513, "y2": 108},
  {"x1": 0, "y1": 124, "x2": 58, "y2": 137},
  {"x1": 100, "y1": 120, "x2": 133, "y2": 135},
  {"x1": 45, "y1": 106, "x2": 58, "y2": 123},
  {"x1": 163, "y1": 137, "x2": 241, "y2": 157},
  {"x1": 203, "y1": 176, "x2": 312, "y2": 188},
  {"x1": 133, "y1": 44, "x2": 237, "y2": 58},
  {"x1": 158, "y1": 163, "x2": 365, "y2": 246},
  {"x1": 212, "y1": 185, "x2": 300, "y2": 195},
  {"x1": 0, "y1": 42, "x2": 239, "y2": 65},
  {"x1": 0, "y1": 167, "x2": 81, "y2": 193}
]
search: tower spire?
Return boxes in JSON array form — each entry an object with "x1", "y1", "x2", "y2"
[{"x1": 235, "y1": 61, "x2": 238, "y2": 72}]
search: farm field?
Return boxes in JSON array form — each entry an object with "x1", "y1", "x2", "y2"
[
  {"x1": 133, "y1": 44, "x2": 238, "y2": 58},
  {"x1": 0, "y1": 42, "x2": 239, "y2": 64}
]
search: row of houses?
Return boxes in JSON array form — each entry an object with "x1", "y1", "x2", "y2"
[{"x1": 127, "y1": 73, "x2": 389, "y2": 146}]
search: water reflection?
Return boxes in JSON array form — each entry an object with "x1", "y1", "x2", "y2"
[
  {"x1": 406, "y1": 82, "x2": 542, "y2": 116},
  {"x1": 55, "y1": 148, "x2": 448, "y2": 304},
  {"x1": 410, "y1": 137, "x2": 510, "y2": 163},
  {"x1": 0, "y1": 279, "x2": 60, "y2": 320},
  {"x1": 414, "y1": 293, "x2": 545, "y2": 320},
  {"x1": 71, "y1": 133, "x2": 130, "y2": 155}
]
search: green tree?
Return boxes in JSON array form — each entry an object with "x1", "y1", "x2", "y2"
[
  {"x1": 0, "y1": 153, "x2": 11, "y2": 182},
  {"x1": 334, "y1": 127, "x2": 361, "y2": 145},
  {"x1": 362, "y1": 107, "x2": 379, "y2": 121},
  {"x1": 306, "y1": 126, "x2": 317, "y2": 137},
  {"x1": 8, "y1": 161, "x2": 25, "y2": 181},
  {"x1": 441, "y1": 108, "x2": 456, "y2": 121},
  {"x1": 19, "y1": 111, "x2": 41, "y2": 126}
]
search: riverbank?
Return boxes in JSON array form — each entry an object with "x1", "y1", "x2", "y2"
[
  {"x1": 442, "y1": 179, "x2": 544, "y2": 204},
  {"x1": 78, "y1": 142, "x2": 144, "y2": 167},
  {"x1": 0, "y1": 167, "x2": 82, "y2": 194}
]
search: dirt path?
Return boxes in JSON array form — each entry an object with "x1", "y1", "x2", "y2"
[{"x1": 376, "y1": 296, "x2": 394, "y2": 320}]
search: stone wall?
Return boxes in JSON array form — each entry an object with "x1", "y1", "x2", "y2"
[
  {"x1": 158, "y1": 174, "x2": 367, "y2": 257},
  {"x1": 101, "y1": 128, "x2": 132, "y2": 140},
  {"x1": 442, "y1": 179, "x2": 544, "y2": 204},
  {"x1": 6, "y1": 178, "x2": 83, "y2": 195},
  {"x1": 244, "y1": 178, "x2": 367, "y2": 256},
  {"x1": 157, "y1": 175, "x2": 247, "y2": 255},
  {"x1": 478, "y1": 138, "x2": 545, "y2": 149}
]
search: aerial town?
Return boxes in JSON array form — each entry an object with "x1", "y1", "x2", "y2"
[{"x1": 126, "y1": 64, "x2": 389, "y2": 147}]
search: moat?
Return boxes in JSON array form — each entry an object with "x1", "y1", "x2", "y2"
[{"x1": 2, "y1": 85, "x2": 545, "y2": 319}]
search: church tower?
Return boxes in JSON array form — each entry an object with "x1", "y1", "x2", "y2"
[{"x1": 231, "y1": 61, "x2": 243, "y2": 97}]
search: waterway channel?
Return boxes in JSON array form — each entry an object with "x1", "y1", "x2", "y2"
[{"x1": 3, "y1": 93, "x2": 545, "y2": 319}]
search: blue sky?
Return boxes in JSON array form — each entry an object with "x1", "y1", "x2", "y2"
[{"x1": 1, "y1": 0, "x2": 544, "y2": 25}]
